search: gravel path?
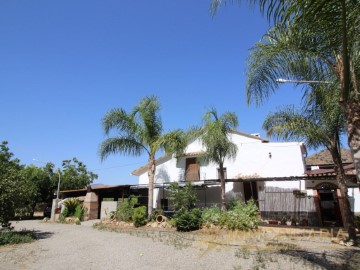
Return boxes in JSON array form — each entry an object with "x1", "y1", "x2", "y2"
[
  {"x1": 1, "y1": 220, "x2": 241, "y2": 270},
  {"x1": 1, "y1": 220, "x2": 359, "y2": 270}
]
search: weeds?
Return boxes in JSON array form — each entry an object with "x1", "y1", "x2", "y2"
[{"x1": 0, "y1": 230, "x2": 35, "y2": 246}]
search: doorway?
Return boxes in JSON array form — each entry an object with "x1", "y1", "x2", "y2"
[
  {"x1": 316, "y1": 183, "x2": 342, "y2": 226},
  {"x1": 243, "y1": 181, "x2": 258, "y2": 203}
]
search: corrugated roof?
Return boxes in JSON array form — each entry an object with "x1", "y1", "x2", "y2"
[{"x1": 60, "y1": 184, "x2": 131, "y2": 193}]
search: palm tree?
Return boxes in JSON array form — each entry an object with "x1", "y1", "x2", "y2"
[
  {"x1": 263, "y1": 86, "x2": 356, "y2": 240},
  {"x1": 99, "y1": 96, "x2": 186, "y2": 216},
  {"x1": 211, "y1": 0, "x2": 360, "y2": 183},
  {"x1": 194, "y1": 108, "x2": 238, "y2": 211},
  {"x1": 246, "y1": 19, "x2": 360, "y2": 182}
]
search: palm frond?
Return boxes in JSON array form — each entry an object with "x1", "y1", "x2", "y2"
[
  {"x1": 132, "y1": 95, "x2": 163, "y2": 146},
  {"x1": 102, "y1": 108, "x2": 138, "y2": 136},
  {"x1": 99, "y1": 137, "x2": 146, "y2": 161},
  {"x1": 246, "y1": 22, "x2": 338, "y2": 106},
  {"x1": 154, "y1": 129, "x2": 188, "y2": 157},
  {"x1": 199, "y1": 108, "x2": 238, "y2": 165}
]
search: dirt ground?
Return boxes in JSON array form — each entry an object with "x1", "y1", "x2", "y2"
[{"x1": 1, "y1": 220, "x2": 359, "y2": 270}]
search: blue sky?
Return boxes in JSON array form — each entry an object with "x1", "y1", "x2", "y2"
[{"x1": 0, "y1": 1, "x2": 305, "y2": 185}]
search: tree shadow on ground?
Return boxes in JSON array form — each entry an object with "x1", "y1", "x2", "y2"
[
  {"x1": 274, "y1": 245, "x2": 360, "y2": 270},
  {"x1": 32, "y1": 230, "x2": 54, "y2": 240}
]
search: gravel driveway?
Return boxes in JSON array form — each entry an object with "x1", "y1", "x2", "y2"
[
  {"x1": 1, "y1": 220, "x2": 359, "y2": 270},
  {"x1": 1, "y1": 220, "x2": 241, "y2": 270}
]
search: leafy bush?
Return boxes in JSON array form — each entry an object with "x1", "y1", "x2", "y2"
[
  {"x1": 59, "y1": 206, "x2": 69, "y2": 223},
  {"x1": 74, "y1": 205, "x2": 85, "y2": 221},
  {"x1": 63, "y1": 198, "x2": 80, "y2": 216},
  {"x1": 60, "y1": 199, "x2": 86, "y2": 223},
  {"x1": 202, "y1": 206, "x2": 223, "y2": 226},
  {"x1": 168, "y1": 182, "x2": 202, "y2": 231},
  {"x1": 115, "y1": 195, "x2": 139, "y2": 222},
  {"x1": 221, "y1": 199, "x2": 260, "y2": 230},
  {"x1": 132, "y1": 206, "x2": 147, "y2": 227},
  {"x1": 168, "y1": 182, "x2": 197, "y2": 212},
  {"x1": 0, "y1": 230, "x2": 35, "y2": 246},
  {"x1": 173, "y1": 208, "x2": 202, "y2": 232}
]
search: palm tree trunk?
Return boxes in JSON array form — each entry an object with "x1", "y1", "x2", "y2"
[
  {"x1": 330, "y1": 147, "x2": 356, "y2": 240},
  {"x1": 339, "y1": 0, "x2": 360, "y2": 183},
  {"x1": 219, "y1": 163, "x2": 226, "y2": 211},
  {"x1": 343, "y1": 100, "x2": 360, "y2": 184},
  {"x1": 147, "y1": 156, "x2": 156, "y2": 217}
]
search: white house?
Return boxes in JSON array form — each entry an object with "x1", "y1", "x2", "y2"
[{"x1": 132, "y1": 130, "x2": 360, "y2": 226}]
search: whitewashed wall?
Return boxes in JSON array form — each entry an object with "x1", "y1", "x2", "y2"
[
  {"x1": 138, "y1": 133, "x2": 306, "y2": 185},
  {"x1": 135, "y1": 132, "x2": 307, "y2": 208}
]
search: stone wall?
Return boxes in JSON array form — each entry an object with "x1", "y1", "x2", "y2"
[{"x1": 83, "y1": 192, "x2": 99, "y2": 220}]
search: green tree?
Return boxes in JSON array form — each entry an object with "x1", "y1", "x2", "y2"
[
  {"x1": 60, "y1": 158, "x2": 97, "y2": 191},
  {"x1": 211, "y1": 0, "x2": 360, "y2": 182},
  {"x1": 193, "y1": 108, "x2": 238, "y2": 211},
  {"x1": 263, "y1": 86, "x2": 356, "y2": 240},
  {"x1": 22, "y1": 165, "x2": 53, "y2": 216},
  {"x1": 0, "y1": 142, "x2": 25, "y2": 227},
  {"x1": 99, "y1": 96, "x2": 187, "y2": 216},
  {"x1": 24, "y1": 159, "x2": 95, "y2": 211}
]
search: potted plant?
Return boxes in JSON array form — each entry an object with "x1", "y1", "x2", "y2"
[{"x1": 280, "y1": 216, "x2": 287, "y2": 225}]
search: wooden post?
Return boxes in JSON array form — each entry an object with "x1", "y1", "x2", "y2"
[{"x1": 313, "y1": 189, "x2": 323, "y2": 227}]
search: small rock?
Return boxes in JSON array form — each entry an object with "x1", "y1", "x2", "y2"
[
  {"x1": 331, "y1": 238, "x2": 340, "y2": 244},
  {"x1": 345, "y1": 240, "x2": 354, "y2": 247}
]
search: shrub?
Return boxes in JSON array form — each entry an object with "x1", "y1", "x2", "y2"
[
  {"x1": 74, "y1": 205, "x2": 85, "y2": 221},
  {"x1": 202, "y1": 206, "x2": 223, "y2": 226},
  {"x1": 167, "y1": 182, "x2": 203, "y2": 231},
  {"x1": 63, "y1": 198, "x2": 81, "y2": 216},
  {"x1": 201, "y1": 199, "x2": 260, "y2": 231},
  {"x1": 168, "y1": 182, "x2": 197, "y2": 212},
  {"x1": 115, "y1": 195, "x2": 139, "y2": 222},
  {"x1": 173, "y1": 208, "x2": 202, "y2": 232},
  {"x1": 59, "y1": 206, "x2": 69, "y2": 223},
  {"x1": 132, "y1": 206, "x2": 147, "y2": 227},
  {"x1": 221, "y1": 199, "x2": 260, "y2": 230},
  {"x1": 75, "y1": 219, "x2": 81, "y2": 225}
]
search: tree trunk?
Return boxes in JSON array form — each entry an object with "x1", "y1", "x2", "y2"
[
  {"x1": 147, "y1": 156, "x2": 156, "y2": 217},
  {"x1": 330, "y1": 148, "x2": 356, "y2": 240},
  {"x1": 343, "y1": 100, "x2": 360, "y2": 183},
  {"x1": 338, "y1": 0, "x2": 360, "y2": 183},
  {"x1": 219, "y1": 163, "x2": 226, "y2": 211}
]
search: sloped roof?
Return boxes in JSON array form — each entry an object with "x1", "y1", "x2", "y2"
[
  {"x1": 231, "y1": 130, "x2": 268, "y2": 142},
  {"x1": 305, "y1": 148, "x2": 353, "y2": 166},
  {"x1": 60, "y1": 184, "x2": 131, "y2": 193}
]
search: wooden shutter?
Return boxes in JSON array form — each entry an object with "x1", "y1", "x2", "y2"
[{"x1": 185, "y1": 158, "x2": 200, "y2": 181}]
